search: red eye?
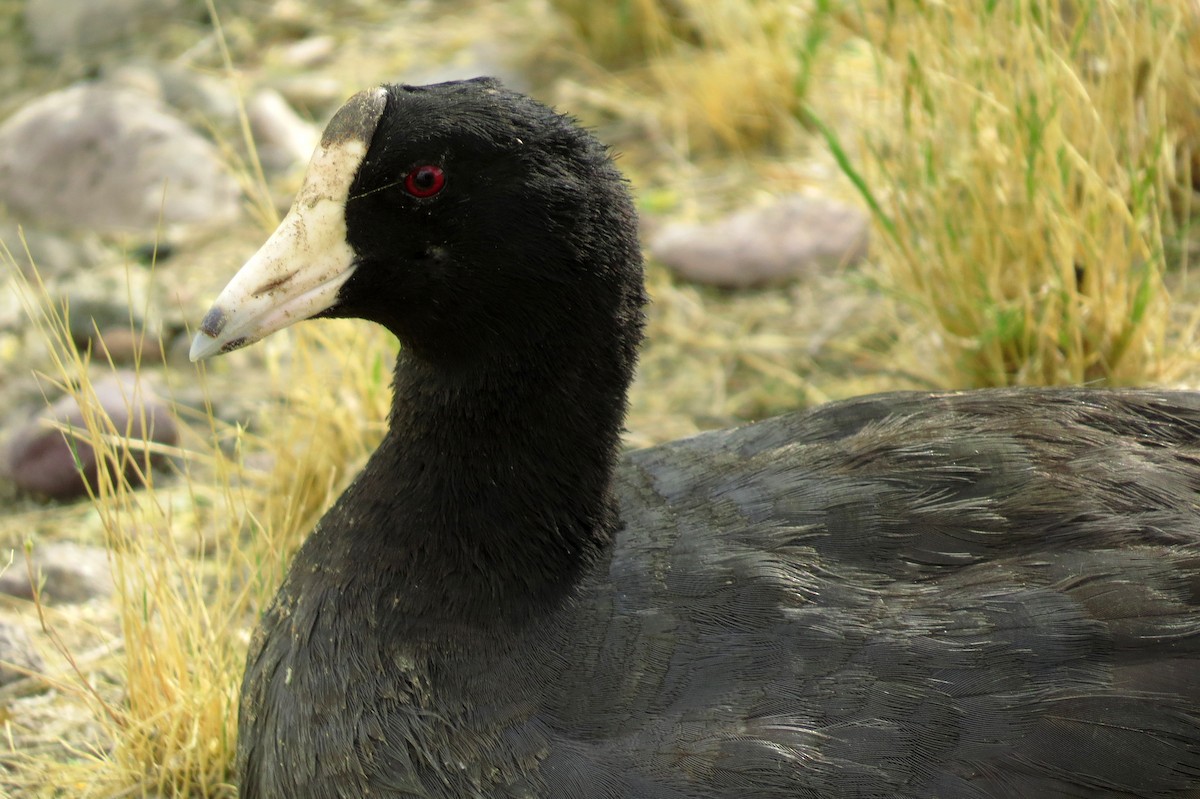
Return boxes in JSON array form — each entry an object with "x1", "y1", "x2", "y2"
[{"x1": 404, "y1": 165, "x2": 446, "y2": 198}]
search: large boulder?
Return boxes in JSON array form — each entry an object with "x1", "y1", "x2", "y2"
[{"x1": 0, "y1": 83, "x2": 241, "y2": 234}]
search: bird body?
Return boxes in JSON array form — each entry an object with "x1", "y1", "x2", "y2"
[{"x1": 192, "y1": 80, "x2": 1200, "y2": 798}]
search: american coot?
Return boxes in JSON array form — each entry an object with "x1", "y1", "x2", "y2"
[{"x1": 191, "y1": 79, "x2": 1200, "y2": 798}]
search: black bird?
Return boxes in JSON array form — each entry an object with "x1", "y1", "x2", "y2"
[{"x1": 191, "y1": 79, "x2": 1200, "y2": 798}]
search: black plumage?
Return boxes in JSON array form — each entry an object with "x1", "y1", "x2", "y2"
[{"x1": 191, "y1": 79, "x2": 1200, "y2": 798}]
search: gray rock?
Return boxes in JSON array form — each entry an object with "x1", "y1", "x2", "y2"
[
  {"x1": 248, "y1": 88, "x2": 319, "y2": 173},
  {"x1": 0, "y1": 542, "x2": 113, "y2": 604},
  {"x1": 56, "y1": 254, "x2": 167, "y2": 332},
  {"x1": 0, "y1": 373, "x2": 179, "y2": 500},
  {"x1": 63, "y1": 289, "x2": 143, "y2": 351},
  {"x1": 0, "y1": 83, "x2": 241, "y2": 234},
  {"x1": 108, "y1": 63, "x2": 241, "y2": 130},
  {"x1": 94, "y1": 327, "x2": 166, "y2": 365},
  {"x1": 275, "y1": 35, "x2": 337, "y2": 69},
  {"x1": 158, "y1": 66, "x2": 241, "y2": 129},
  {"x1": 0, "y1": 620, "x2": 43, "y2": 685},
  {"x1": 63, "y1": 297, "x2": 165, "y2": 365},
  {"x1": 271, "y1": 75, "x2": 345, "y2": 116},
  {"x1": 0, "y1": 220, "x2": 103, "y2": 279},
  {"x1": 23, "y1": 0, "x2": 185, "y2": 59},
  {"x1": 650, "y1": 195, "x2": 870, "y2": 288}
]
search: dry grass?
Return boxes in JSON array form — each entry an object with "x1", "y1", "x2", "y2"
[
  {"x1": 546, "y1": 0, "x2": 836, "y2": 154},
  {"x1": 555, "y1": 0, "x2": 1200, "y2": 386},
  {"x1": 545, "y1": 0, "x2": 699, "y2": 68},
  {"x1": 2, "y1": 254, "x2": 392, "y2": 797},
  {"x1": 0, "y1": 6, "x2": 394, "y2": 793},
  {"x1": 2, "y1": 255, "x2": 245, "y2": 796},
  {"x1": 820, "y1": 0, "x2": 1200, "y2": 387}
]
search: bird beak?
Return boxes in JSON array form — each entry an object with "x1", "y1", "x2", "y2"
[{"x1": 189, "y1": 87, "x2": 388, "y2": 362}]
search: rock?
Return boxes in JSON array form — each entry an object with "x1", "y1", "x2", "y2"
[
  {"x1": 0, "y1": 373, "x2": 178, "y2": 500},
  {"x1": 0, "y1": 542, "x2": 113, "y2": 604},
  {"x1": 0, "y1": 220, "x2": 103, "y2": 279},
  {"x1": 95, "y1": 327, "x2": 165, "y2": 365},
  {"x1": 64, "y1": 290, "x2": 142, "y2": 351},
  {"x1": 108, "y1": 63, "x2": 241, "y2": 130},
  {"x1": 261, "y1": 0, "x2": 319, "y2": 38},
  {"x1": 248, "y1": 88, "x2": 319, "y2": 173},
  {"x1": 158, "y1": 66, "x2": 241, "y2": 129},
  {"x1": 129, "y1": 240, "x2": 175, "y2": 265},
  {"x1": 23, "y1": 0, "x2": 186, "y2": 59},
  {"x1": 0, "y1": 621, "x2": 43, "y2": 686},
  {"x1": 0, "y1": 83, "x2": 241, "y2": 235},
  {"x1": 276, "y1": 35, "x2": 337, "y2": 69},
  {"x1": 271, "y1": 75, "x2": 345, "y2": 116},
  {"x1": 56, "y1": 280, "x2": 166, "y2": 364},
  {"x1": 650, "y1": 195, "x2": 870, "y2": 288}
]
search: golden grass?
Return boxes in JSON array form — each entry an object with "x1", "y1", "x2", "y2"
[
  {"x1": 820, "y1": 0, "x2": 1200, "y2": 387},
  {"x1": 546, "y1": 0, "x2": 696, "y2": 68},
  {"x1": 2, "y1": 255, "x2": 241, "y2": 796},
  {"x1": 554, "y1": 0, "x2": 1199, "y2": 386},
  {"x1": 0, "y1": 4, "x2": 395, "y2": 792},
  {"x1": 546, "y1": 0, "x2": 834, "y2": 153},
  {"x1": 2, "y1": 250, "x2": 393, "y2": 796}
]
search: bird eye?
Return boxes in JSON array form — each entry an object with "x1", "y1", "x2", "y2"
[{"x1": 404, "y1": 165, "x2": 446, "y2": 198}]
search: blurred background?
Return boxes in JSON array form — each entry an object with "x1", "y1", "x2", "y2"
[{"x1": 0, "y1": 1, "x2": 1196, "y2": 795}]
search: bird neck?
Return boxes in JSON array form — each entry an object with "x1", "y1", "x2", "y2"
[{"x1": 336, "y1": 339, "x2": 631, "y2": 640}]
